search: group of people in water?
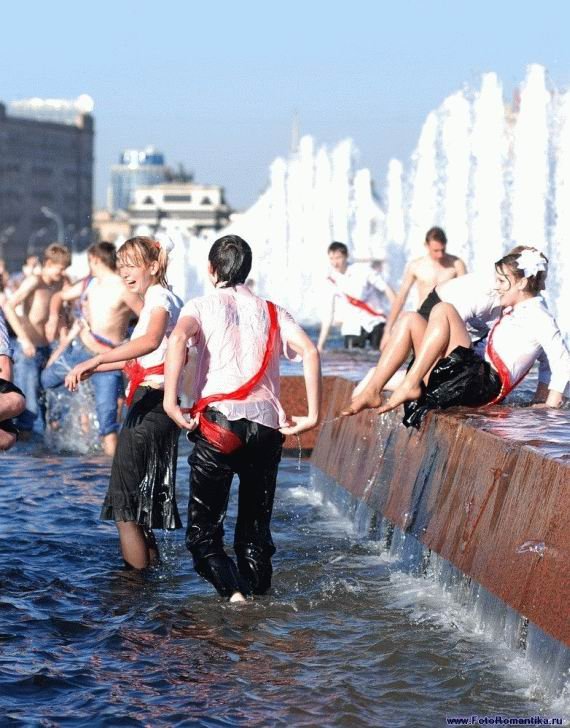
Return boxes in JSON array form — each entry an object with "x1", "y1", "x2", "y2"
[{"x1": 0, "y1": 228, "x2": 568, "y2": 603}]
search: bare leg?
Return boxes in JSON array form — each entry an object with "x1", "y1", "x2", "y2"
[
  {"x1": 376, "y1": 303, "x2": 472, "y2": 414},
  {"x1": 103, "y1": 432, "x2": 118, "y2": 457},
  {"x1": 342, "y1": 313, "x2": 427, "y2": 416},
  {"x1": 0, "y1": 392, "x2": 26, "y2": 421},
  {"x1": 116, "y1": 521, "x2": 158, "y2": 569}
]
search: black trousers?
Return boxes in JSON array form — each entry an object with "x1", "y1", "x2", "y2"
[{"x1": 186, "y1": 410, "x2": 284, "y2": 598}]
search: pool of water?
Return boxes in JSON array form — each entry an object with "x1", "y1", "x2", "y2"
[{"x1": 1, "y1": 443, "x2": 567, "y2": 726}]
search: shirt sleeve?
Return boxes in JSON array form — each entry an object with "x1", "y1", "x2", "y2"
[
  {"x1": 277, "y1": 305, "x2": 304, "y2": 362},
  {"x1": 0, "y1": 311, "x2": 12, "y2": 359},
  {"x1": 147, "y1": 286, "x2": 174, "y2": 317},
  {"x1": 535, "y1": 311, "x2": 570, "y2": 393},
  {"x1": 367, "y1": 270, "x2": 387, "y2": 293}
]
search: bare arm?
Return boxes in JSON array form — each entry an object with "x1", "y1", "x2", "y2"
[
  {"x1": 65, "y1": 307, "x2": 169, "y2": 390},
  {"x1": 163, "y1": 315, "x2": 200, "y2": 430},
  {"x1": 3, "y1": 276, "x2": 40, "y2": 355},
  {"x1": 0, "y1": 354, "x2": 12, "y2": 381},
  {"x1": 279, "y1": 326, "x2": 321, "y2": 436},
  {"x1": 381, "y1": 265, "x2": 416, "y2": 347},
  {"x1": 455, "y1": 258, "x2": 468, "y2": 276}
]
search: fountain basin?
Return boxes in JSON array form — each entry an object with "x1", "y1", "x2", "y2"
[{"x1": 283, "y1": 375, "x2": 570, "y2": 650}]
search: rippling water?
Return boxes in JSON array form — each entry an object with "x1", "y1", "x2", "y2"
[{"x1": 1, "y1": 442, "x2": 567, "y2": 727}]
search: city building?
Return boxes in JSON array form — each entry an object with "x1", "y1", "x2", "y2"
[
  {"x1": 0, "y1": 95, "x2": 94, "y2": 270},
  {"x1": 108, "y1": 147, "x2": 168, "y2": 213},
  {"x1": 128, "y1": 182, "x2": 231, "y2": 236},
  {"x1": 92, "y1": 209, "x2": 131, "y2": 244}
]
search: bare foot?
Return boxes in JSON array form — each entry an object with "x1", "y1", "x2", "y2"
[
  {"x1": 229, "y1": 591, "x2": 247, "y2": 604},
  {"x1": 375, "y1": 382, "x2": 423, "y2": 415},
  {"x1": 341, "y1": 387, "x2": 384, "y2": 416}
]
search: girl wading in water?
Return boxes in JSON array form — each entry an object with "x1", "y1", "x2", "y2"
[
  {"x1": 164, "y1": 235, "x2": 321, "y2": 603},
  {"x1": 343, "y1": 246, "x2": 569, "y2": 426},
  {"x1": 66, "y1": 236, "x2": 183, "y2": 569}
]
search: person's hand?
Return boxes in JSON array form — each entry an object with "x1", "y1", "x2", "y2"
[
  {"x1": 21, "y1": 339, "x2": 36, "y2": 358},
  {"x1": 164, "y1": 404, "x2": 200, "y2": 431},
  {"x1": 279, "y1": 415, "x2": 318, "y2": 436},
  {"x1": 65, "y1": 357, "x2": 100, "y2": 391}
]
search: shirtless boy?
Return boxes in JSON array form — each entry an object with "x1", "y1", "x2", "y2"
[
  {"x1": 41, "y1": 242, "x2": 141, "y2": 456},
  {"x1": 4, "y1": 244, "x2": 71, "y2": 434},
  {"x1": 381, "y1": 227, "x2": 466, "y2": 349}
]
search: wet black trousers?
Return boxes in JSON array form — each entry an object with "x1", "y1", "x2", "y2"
[{"x1": 186, "y1": 411, "x2": 284, "y2": 599}]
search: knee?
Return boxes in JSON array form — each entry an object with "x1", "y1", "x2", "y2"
[
  {"x1": 430, "y1": 302, "x2": 456, "y2": 318},
  {"x1": 0, "y1": 430, "x2": 17, "y2": 451},
  {"x1": 1, "y1": 392, "x2": 26, "y2": 418}
]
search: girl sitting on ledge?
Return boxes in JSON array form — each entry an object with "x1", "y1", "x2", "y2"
[{"x1": 342, "y1": 246, "x2": 569, "y2": 428}]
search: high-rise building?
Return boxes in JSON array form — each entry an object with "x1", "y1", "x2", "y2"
[
  {"x1": 108, "y1": 147, "x2": 168, "y2": 213},
  {"x1": 0, "y1": 95, "x2": 94, "y2": 270}
]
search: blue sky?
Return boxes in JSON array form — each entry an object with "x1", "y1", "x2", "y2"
[{"x1": 2, "y1": 1, "x2": 570, "y2": 210}]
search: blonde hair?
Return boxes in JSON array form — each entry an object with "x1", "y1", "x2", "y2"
[{"x1": 117, "y1": 236, "x2": 169, "y2": 287}]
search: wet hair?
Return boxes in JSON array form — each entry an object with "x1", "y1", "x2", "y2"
[
  {"x1": 328, "y1": 241, "x2": 349, "y2": 257},
  {"x1": 117, "y1": 236, "x2": 169, "y2": 287},
  {"x1": 43, "y1": 243, "x2": 71, "y2": 268},
  {"x1": 425, "y1": 227, "x2": 447, "y2": 246},
  {"x1": 88, "y1": 241, "x2": 117, "y2": 271},
  {"x1": 208, "y1": 235, "x2": 252, "y2": 287},
  {"x1": 495, "y1": 245, "x2": 548, "y2": 294}
]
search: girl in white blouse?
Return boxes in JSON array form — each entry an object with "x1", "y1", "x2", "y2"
[
  {"x1": 344, "y1": 246, "x2": 569, "y2": 428},
  {"x1": 66, "y1": 236, "x2": 183, "y2": 568}
]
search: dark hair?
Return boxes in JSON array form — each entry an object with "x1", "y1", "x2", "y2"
[
  {"x1": 208, "y1": 235, "x2": 252, "y2": 287},
  {"x1": 495, "y1": 245, "x2": 548, "y2": 294},
  {"x1": 425, "y1": 227, "x2": 447, "y2": 245},
  {"x1": 328, "y1": 241, "x2": 349, "y2": 256},
  {"x1": 88, "y1": 241, "x2": 117, "y2": 271}
]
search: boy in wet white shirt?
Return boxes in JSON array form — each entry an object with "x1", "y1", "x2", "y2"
[
  {"x1": 164, "y1": 235, "x2": 321, "y2": 603},
  {"x1": 317, "y1": 242, "x2": 395, "y2": 352},
  {"x1": 344, "y1": 246, "x2": 569, "y2": 427}
]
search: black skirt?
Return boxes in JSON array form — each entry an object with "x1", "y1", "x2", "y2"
[
  {"x1": 101, "y1": 387, "x2": 182, "y2": 530},
  {"x1": 403, "y1": 346, "x2": 501, "y2": 429}
]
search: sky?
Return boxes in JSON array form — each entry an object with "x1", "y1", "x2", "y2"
[{"x1": 2, "y1": 1, "x2": 570, "y2": 212}]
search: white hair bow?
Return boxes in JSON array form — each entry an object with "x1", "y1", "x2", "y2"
[
  {"x1": 516, "y1": 249, "x2": 546, "y2": 278},
  {"x1": 155, "y1": 234, "x2": 175, "y2": 255}
]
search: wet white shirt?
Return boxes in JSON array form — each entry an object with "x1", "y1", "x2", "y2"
[
  {"x1": 437, "y1": 272, "x2": 502, "y2": 342},
  {"x1": 484, "y1": 296, "x2": 570, "y2": 394},
  {"x1": 182, "y1": 286, "x2": 304, "y2": 429},
  {"x1": 326, "y1": 264, "x2": 388, "y2": 336},
  {"x1": 130, "y1": 285, "x2": 182, "y2": 386}
]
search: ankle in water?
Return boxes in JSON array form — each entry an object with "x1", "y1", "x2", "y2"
[{"x1": 229, "y1": 591, "x2": 247, "y2": 603}]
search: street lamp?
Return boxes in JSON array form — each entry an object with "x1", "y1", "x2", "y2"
[
  {"x1": 40, "y1": 206, "x2": 64, "y2": 243},
  {"x1": 28, "y1": 227, "x2": 47, "y2": 255}
]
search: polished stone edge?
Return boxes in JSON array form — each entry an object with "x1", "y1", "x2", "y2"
[{"x1": 309, "y1": 376, "x2": 570, "y2": 649}]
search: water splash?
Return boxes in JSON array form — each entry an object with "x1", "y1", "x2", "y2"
[{"x1": 516, "y1": 540, "x2": 546, "y2": 557}]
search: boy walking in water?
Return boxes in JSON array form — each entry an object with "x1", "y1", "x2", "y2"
[
  {"x1": 164, "y1": 235, "x2": 321, "y2": 603},
  {"x1": 3, "y1": 243, "x2": 71, "y2": 434},
  {"x1": 317, "y1": 242, "x2": 395, "y2": 352},
  {"x1": 381, "y1": 227, "x2": 466, "y2": 349},
  {"x1": 41, "y1": 242, "x2": 141, "y2": 455},
  {"x1": 0, "y1": 309, "x2": 25, "y2": 450}
]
